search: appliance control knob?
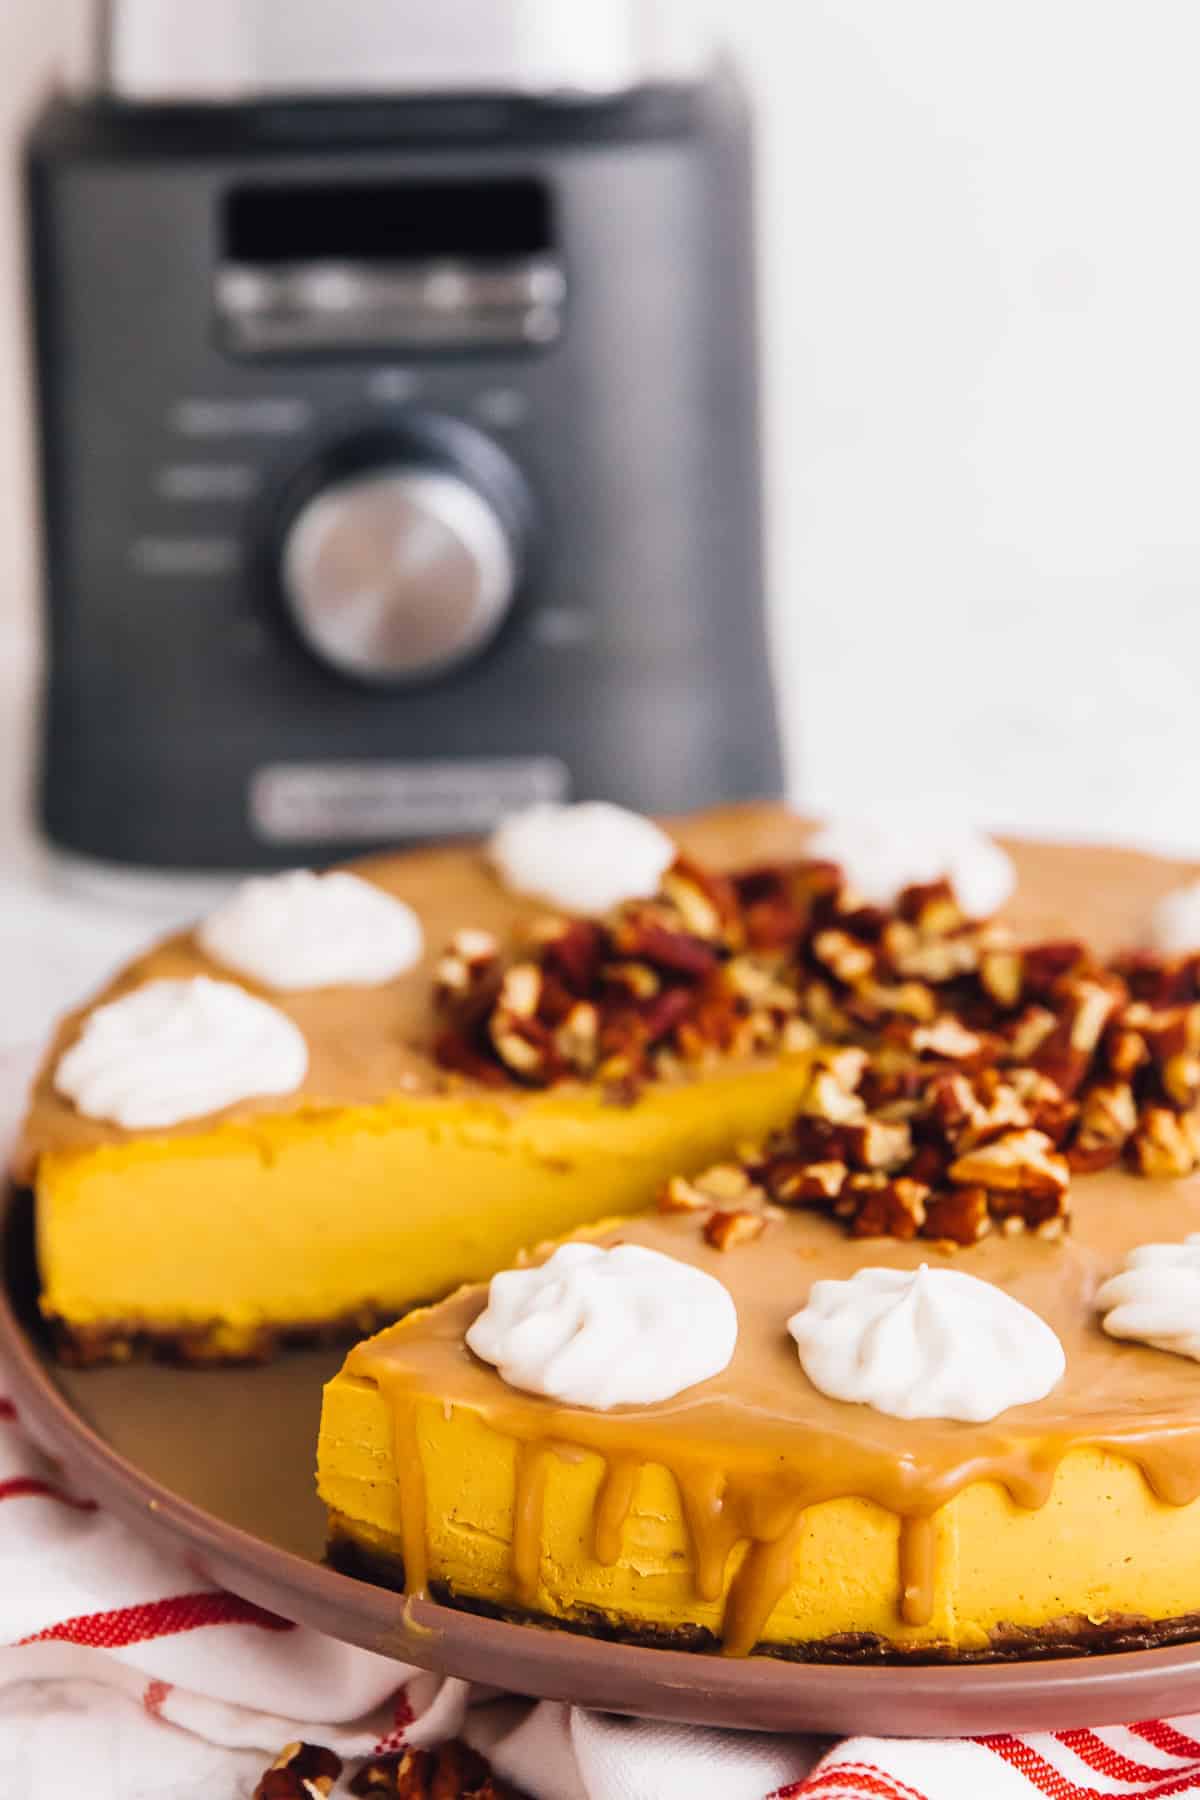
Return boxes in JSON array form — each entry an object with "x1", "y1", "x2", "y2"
[{"x1": 280, "y1": 463, "x2": 521, "y2": 683}]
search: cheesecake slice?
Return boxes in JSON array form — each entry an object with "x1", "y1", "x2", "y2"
[{"x1": 13, "y1": 807, "x2": 821, "y2": 1361}]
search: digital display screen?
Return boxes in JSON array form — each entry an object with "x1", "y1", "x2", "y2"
[{"x1": 224, "y1": 178, "x2": 554, "y2": 265}]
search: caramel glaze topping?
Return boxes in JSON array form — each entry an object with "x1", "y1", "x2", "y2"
[{"x1": 352, "y1": 1169, "x2": 1200, "y2": 1653}]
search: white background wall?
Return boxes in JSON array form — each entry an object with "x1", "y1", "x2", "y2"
[{"x1": 3, "y1": 1, "x2": 1200, "y2": 864}]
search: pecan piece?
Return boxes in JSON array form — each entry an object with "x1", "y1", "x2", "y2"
[
  {"x1": 923, "y1": 1185, "x2": 991, "y2": 1246},
  {"x1": 1021, "y1": 941, "x2": 1086, "y2": 994},
  {"x1": 856, "y1": 980, "x2": 938, "y2": 1023},
  {"x1": 1104, "y1": 1022, "x2": 1149, "y2": 1080},
  {"x1": 704, "y1": 1208, "x2": 768, "y2": 1250},
  {"x1": 692, "y1": 1161, "x2": 756, "y2": 1202},
  {"x1": 554, "y1": 1001, "x2": 599, "y2": 1073},
  {"x1": 659, "y1": 1174, "x2": 710, "y2": 1212},
  {"x1": 433, "y1": 928, "x2": 499, "y2": 1002},
  {"x1": 256, "y1": 1743, "x2": 342, "y2": 1800},
  {"x1": 1063, "y1": 979, "x2": 1120, "y2": 1055},
  {"x1": 840, "y1": 1117, "x2": 913, "y2": 1171},
  {"x1": 896, "y1": 879, "x2": 963, "y2": 932},
  {"x1": 660, "y1": 864, "x2": 729, "y2": 942},
  {"x1": 762, "y1": 1157, "x2": 848, "y2": 1204},
  {"x1": 539, "y1": 917, "x2": 605, "y2": 990},
  {"x1": 1006, "y1": 1005, "x2": 1059, "y2": 1062},
  {"x1": 349, "y1": 1740, "x2": 526, "y2": 1799},
  {"x1": 1163, "y1": 1052, "x2": 1200, "y2": 1110},
  {"x1": 888, "y1": 935, "x2": 981, "y2": 983},
  {"x1": 928, "y1": 1072, "x2": 979, "y2": 1142},
  {"x1": 614, "y1": 915, "x2": 718, "y2": 979},
  {"x1": 847, "y1": 1176, "x2": 930, "y2": 1239},
  {"x1": 497, "y1": 962, "x2": 542, "y2": 1019},
  {"x1": 602, "y1": 960, "x2": 661, "y2": 1001},
  {"x1": 489, "y1": 1014, "x2": 559, "y2": 1081},
  {"x1": 812, "y1": 928, "x2": 875, "y2": 985},
  {"x1": 910, "y1": 1017, "x2": 985, "y2": 1061},
  {"x1": 980, "y1": 948, "x2": 1023, "y2": 1009},
  {"x1": 948, "y1": 1129, "x2": 1070, "y2": 1201},
  {"x1": 1132, "y1": 1107, "x2": 1200, "y2": 1178},
  {"x1": 1070, "y1": 1080, "x2": 1137, "y2": 1168}
]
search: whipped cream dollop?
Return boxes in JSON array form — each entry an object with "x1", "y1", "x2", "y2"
[
  {"x1": 1097, "y1": 1236, "x2": 1200, "y2": 1361},
  {"x1": 198, "y1": 870, "x2": 424, "y2": 990},
  {"x1": 465, "y1": 1242, "x2": 737, "y2": 1409},
  {"x1": 1145, "y1": 883, "x2": 1200, "y2": 956},
  {"x1": 786, "y1": 1265, "x2": 1066, "y2": 1422},
  {"x1": 804, "y1": 819, "x2": 1015, "y2": 917},
  {"x1": 54, "y1": 977, "x2": 309, "y2": 1129},
  {"x1": 488, "y1": 802, "x2": 675, "y2": 915}
]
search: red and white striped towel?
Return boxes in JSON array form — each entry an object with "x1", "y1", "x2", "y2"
[{"x1": 1, "y1": 1382, "x2": 1200, "y2": 1799}]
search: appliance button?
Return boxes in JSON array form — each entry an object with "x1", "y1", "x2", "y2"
[{"x1": 280, "y1": 465, "x2": 518, "y2": 683}]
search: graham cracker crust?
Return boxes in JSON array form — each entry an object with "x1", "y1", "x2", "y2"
[
  {"x1": 327, "y1": 1527, "x2": 1200, "y2": 1665},
  {"x1": 44, "y1": 1304, "x2": 405, "y2": 1368}
]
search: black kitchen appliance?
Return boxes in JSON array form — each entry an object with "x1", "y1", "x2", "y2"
[{"x1": 26, "y1": 0, "x2": 781, "y2": 872}]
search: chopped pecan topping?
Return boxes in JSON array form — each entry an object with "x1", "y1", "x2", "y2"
[
  {"x1": 658, "y1": 1174, "x2": 711, "y2": 1213},
  {"x1": 841, "y1": 1117, "x2": 913, "y2": 1171},
  {"x1": 255, "y1": 1742, "x2": 342, "y2": 1800},
  {"x1": 1132, "y1": 1107, "x2": 1200, "y2": 1178},
  {"x1": 848, "y1": 1175, "x2": 930, "y2": 1239},
  {"x1": 980, "y1": 947, "x2": 1023, "y2": 1009},
  {"x1": 434, "y1": 844, "x2": 1200, "y2": 1245},
  {"x1": 923, "y1": 1184, "x2": 991, "y2": 1246},
  {"x1": 948, "y1": 1129, "x2": 1070, "y2": 1200},
  {"x1": 433, "y1": 927, "x2": 499, "y2": 1002},
  {"x1": 812, "y1": 928, "x2": 875, "y2": 985},
  {"x1": 1070, "y1": 1081, "x2": 1138, "y2": 1170},
  {"x1": 349, "y1": 1740, "x2": 528, "y2": 1799},
  {"x1": 761, "y1": 1156, "x2": 848, "y2": 1204},
  {"x1": 704, "y1": 1208, "x2": 768, "y2": 1250},
  {"x1": 910, "y1": 1017, "x2": 985, "y2": 1061}
]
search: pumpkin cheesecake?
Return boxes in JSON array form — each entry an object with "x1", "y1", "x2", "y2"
[{"x1": 317, "y1": 833, "x2": 1200, "y2": 1661}]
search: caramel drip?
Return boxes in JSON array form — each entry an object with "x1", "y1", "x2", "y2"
[
  {"x1": 721, "y1": 1506, "x2": 808, "y2": 1656},
  {"x1": 594, "y1": 1455, "x2": 642, "y2": 1567},
  {"x1": 898, "y1": 1516, "x2": 936, "y2": 1628},
  {"x1": 388, "y1": 1397, "x2": 430, "y2": 1600},
  {"x1": 512, "y1": 1442, "x2": 554, "y2": 1608},
  {"x1": 675, "y1": 1464, "x2": 742, "y2": 1602}
]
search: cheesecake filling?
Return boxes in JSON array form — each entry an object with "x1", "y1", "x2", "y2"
[{"x1": 347, "y1": 1176, "x2": 1200, "y2": 1655}]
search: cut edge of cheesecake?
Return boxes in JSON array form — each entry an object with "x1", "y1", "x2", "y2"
[{"x1": 35, "y1": 1058, "x2": 813, "y2": 1362}]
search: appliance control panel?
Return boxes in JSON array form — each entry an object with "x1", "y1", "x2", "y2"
[{"x1": 28, "y1": 81, "x2": 781, "y2": 869}]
